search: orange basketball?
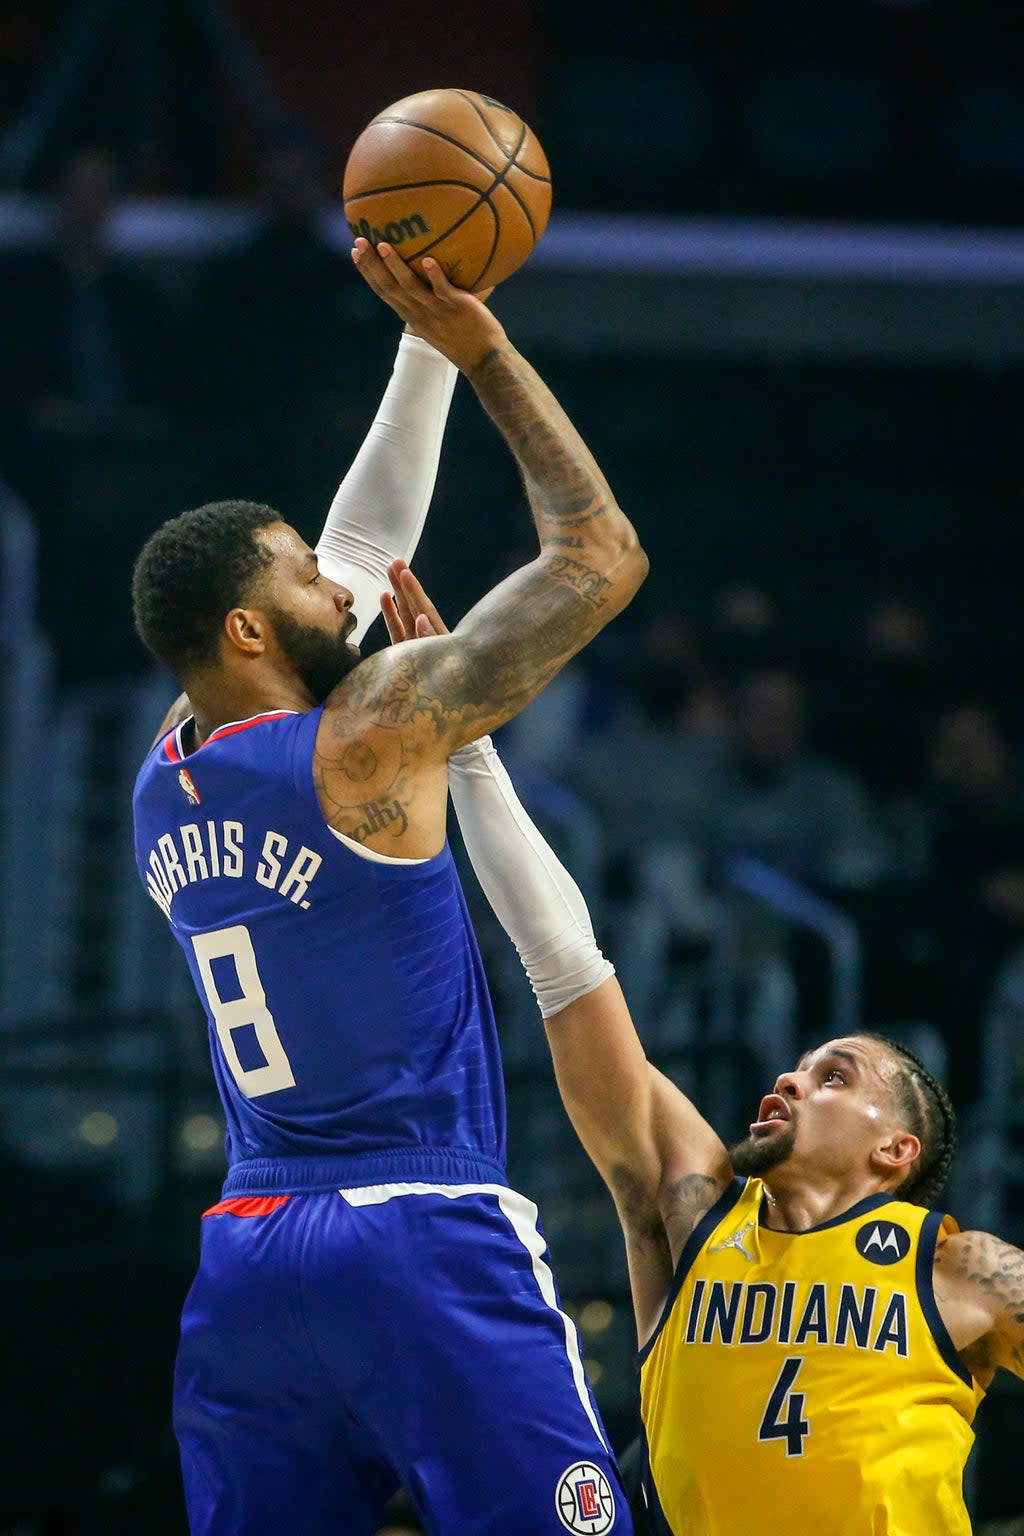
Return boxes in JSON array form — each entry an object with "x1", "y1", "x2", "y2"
[{"x1": 342, "y1": 88, "x2": 552, "y2": 292}]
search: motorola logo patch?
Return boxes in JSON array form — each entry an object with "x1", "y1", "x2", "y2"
[{"x1": 855, "y1": 1220, "x2": 911, "y2": 1265}]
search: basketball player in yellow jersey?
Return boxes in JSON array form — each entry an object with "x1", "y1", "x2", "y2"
[{"x1": 382, "y1": 563, "x2": 1024, "y2": 1536}]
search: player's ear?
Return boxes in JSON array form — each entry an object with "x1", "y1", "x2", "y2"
[
  {"x1": 872, "y1": 1130, "x2": 921, "y2": 1179},
  {"x1": 223, "y1": 607, "x2": 266, "y2": 655}
]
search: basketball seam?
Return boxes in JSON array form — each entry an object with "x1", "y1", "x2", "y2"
[
  {"x1": 472, "y1": 199, "x2": 502, "y2": 291},
  {"x1": 413, "y1": 193, "x2": 495, "y2": 281},
  {"x1": 345, "y1": 177, "x2": 494, "y2": 202},
  {"x1": 474, "y1": 119, "x2": 533, "y2": 282},
  {"x1": 373, "y1": 121, "x2": 535, "y2": 284},
  {"x1": 453, "y1": 89, "x2": 526, "y2": 160},
  {"x1": 350, "y1": 114, "x2": 547, "y2": 286},
  {"x1": 367, "y1": 115, "x2": 551, "y2": 184},
  {"x1": 451, "y1": 95, "x2": 552, "y2": 185}
]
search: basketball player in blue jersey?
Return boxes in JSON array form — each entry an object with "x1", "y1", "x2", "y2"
[
  {"x1": 131, "y1": 238, "x2": 645, "y2": 1536},
  {"x1": 399, "y1": 551, "x2": 1024, "y2": 1534}
]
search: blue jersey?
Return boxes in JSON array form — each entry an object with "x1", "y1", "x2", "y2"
[{"x1": 132, "y1": 708, "x2": 507, "y2": 1188}]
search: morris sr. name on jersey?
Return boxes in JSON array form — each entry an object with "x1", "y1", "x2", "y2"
[{"x1": 143, "y1": 819, "x2": 323, "y2": 920}]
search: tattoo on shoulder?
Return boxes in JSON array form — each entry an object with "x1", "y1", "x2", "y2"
[
  {"x1": 665, "y1": 1172, "x2": 719, "y2": 1222},
  {"x1": 938, "y1": 1229, "x2": 1024, "y2": 1378}
]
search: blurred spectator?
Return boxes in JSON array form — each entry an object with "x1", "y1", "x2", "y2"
[
  {"x1": 820, "y1": 595, "x2": 946, "y2": 808},
  {"x1": 923, "y1": 704, "x2": 1024, "y2": 1107},
  {"x1": 191, "y1": 142, "x2": 382, "y2": 530},
  {"x1": 572, "y1": 656, "x2": 888, "y2": 1039},
  {"x1": 570, "y1": 614, "x2": 728, "y2": 865},
  {"x1": 707, "y1": 666, "x2": 889, "y2": 891},
  {"x1": 0, "y1": 147, "x2": 179, "y2": 461},
  {"x1": 0, "y1": 146, "x2": 184, "y2": 675},
  {"x1": 617, "y1": 611, "x2": 729, "y2": 738},
  {"x1": 704, "y1": 580, "x2": 795, "y2": 683}
]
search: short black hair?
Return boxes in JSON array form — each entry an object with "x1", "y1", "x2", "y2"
[
  {"x1": 132, "y1": 500, "x2": 282, "y2": 675},
  {"x1": 859, "y1": 1033, "x2": 958, "y2": 1207}
]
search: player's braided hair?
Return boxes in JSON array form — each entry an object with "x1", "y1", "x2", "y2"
[
  {"x1": 132, "y1": 500, "x2": 281, "y2": 675},
  {"x1": 860, "y1": 1033, "x2": 958, "y2": 1208}
]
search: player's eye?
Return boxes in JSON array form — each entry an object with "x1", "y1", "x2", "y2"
[
  {"x1": 309, "y1": 572, "x2": 321, "y2": 585},
  {"x1": 824, "y1": 1068, "x2": 846, "y2": 1085}
]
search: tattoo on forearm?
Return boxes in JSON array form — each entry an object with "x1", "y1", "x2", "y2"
[
  {"x1": 467, "y1": 347, "x2": 609, "y2": 531},
  {"x1": 546, "y1": 555, "x2": 612, "y2": 609}
]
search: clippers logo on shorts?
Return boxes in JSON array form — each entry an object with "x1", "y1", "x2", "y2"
[
  {"x1": 178, "y1": 767, "x2": 201, "y2": 805},
  {"x1": 555, "y1": 1461, "x2": 615, "y2": 1535},
  {"x1": 856, "y1": 1220, "x2": 911, "y2": 1265}
]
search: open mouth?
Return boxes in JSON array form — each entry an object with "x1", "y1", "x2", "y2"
[{"x1": 750, "y1": 1094, "x2": 791, "y2": 1137}]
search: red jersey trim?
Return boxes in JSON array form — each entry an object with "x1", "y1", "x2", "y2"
[
  {"x1": 162, "y1": 709, "x2": 297, "y2": 763},
  {"x1": 206, "y1": 711, "x2": 297, "y2": 744},
  {"x1": 202, "y1": 1194, "x2": 292, "y2": 1219}
]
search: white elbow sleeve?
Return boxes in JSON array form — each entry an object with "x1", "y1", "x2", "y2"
[
  {"x1": 522, "y1": 937, "x2": 615, "y2": 1022},
  {"x1": 448, "y1": 737, "x2": 614, "y2": 1019},
  {"x1": 316, "y1": 332, "x2": 458, "y2": 643}
]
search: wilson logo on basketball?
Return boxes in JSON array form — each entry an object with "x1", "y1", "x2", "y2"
[
  {"x1": 178, "y1": 767, "x2": 201, "y2": 806},
  {"x1": 348, "y1": 214, "x2": 430, "y2": 247}
]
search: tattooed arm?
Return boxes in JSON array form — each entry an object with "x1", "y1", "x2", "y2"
[
  {"x1": 933, "y1": 1228, "x2": 1024, "y2": 1387},
  {"x1": 349, "y1": 238, "x2": 644, "y2": 612},
  {"x1": 547, "y1": 980, "x2": 732, "y2": 1340},
  {"x1": 377, "y1": 564, "x2": 729, "y2": 1334},
  {"x1": 313, "y1": 243, "x2": 647, "y2": 856}
]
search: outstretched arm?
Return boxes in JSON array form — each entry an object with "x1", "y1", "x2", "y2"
[
  {"x1": 382, "y1": 566, "x2": 728, "y2": 1339},
  {"x1": 544, "y1": 990, "x2": 731, "y2": 1342},
  {"x1": 315, "y1": 330, "x2": 458, "y2": 644},
  {"x1": 317, "y1": 244, "x2": 647, "y2": 794}
]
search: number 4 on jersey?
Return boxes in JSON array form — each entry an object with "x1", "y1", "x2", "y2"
[{"x1": 758, "y1": 1357, "x2": 810, "y2": 1457}]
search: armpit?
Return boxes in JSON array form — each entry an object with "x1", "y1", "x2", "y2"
[{"x1": 609, "y1": 1163, "x2": 665, "y2": 1247}]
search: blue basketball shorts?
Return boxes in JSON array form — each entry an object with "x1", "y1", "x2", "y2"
[{"x1": 175, "y1": 1180, "x2": 632, "y2": 1536}]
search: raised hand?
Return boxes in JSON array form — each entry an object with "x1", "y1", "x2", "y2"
[
  {"x1": 380, "y1": 558, "x2": 450, "y2": 646},
  {"x1": 351, "y1": 238, "x2": 504, "y2": 372}
]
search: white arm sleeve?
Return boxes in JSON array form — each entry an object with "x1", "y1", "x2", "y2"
[
  {"x1": 447, "y1": 737, "x2": 614, "y2": 1019},
  {"x1": 315, "y1": 331, "x2": 458, "y2": 645}
]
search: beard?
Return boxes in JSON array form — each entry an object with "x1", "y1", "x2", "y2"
[
  {"x1": 729, "y1": 1120, "x2": 798, "y2": 1179},
  {"x1": 270, "y1": 606, "x2": 360, "y2": 703}
]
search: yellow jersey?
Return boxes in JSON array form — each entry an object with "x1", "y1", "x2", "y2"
[{"x1": 639, "y1": 1177, "x2": 984, "y2": 1535}]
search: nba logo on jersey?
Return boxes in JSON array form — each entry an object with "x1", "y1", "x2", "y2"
[
  {"x1": 555, "y1": 1461, "x2": 615, "y2": 1534},
  {"x1": 178, "y1": 767, "x2": 201, "y2": 805}
]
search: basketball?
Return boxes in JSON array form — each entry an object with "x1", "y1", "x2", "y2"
[{"x1": 343, "y1": 88, "x2": 552, "y2": 292}]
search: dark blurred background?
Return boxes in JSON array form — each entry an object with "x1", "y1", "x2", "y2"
[{"x1": 2, "y1": 1, "x2": 1024, "y2": 1530}]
